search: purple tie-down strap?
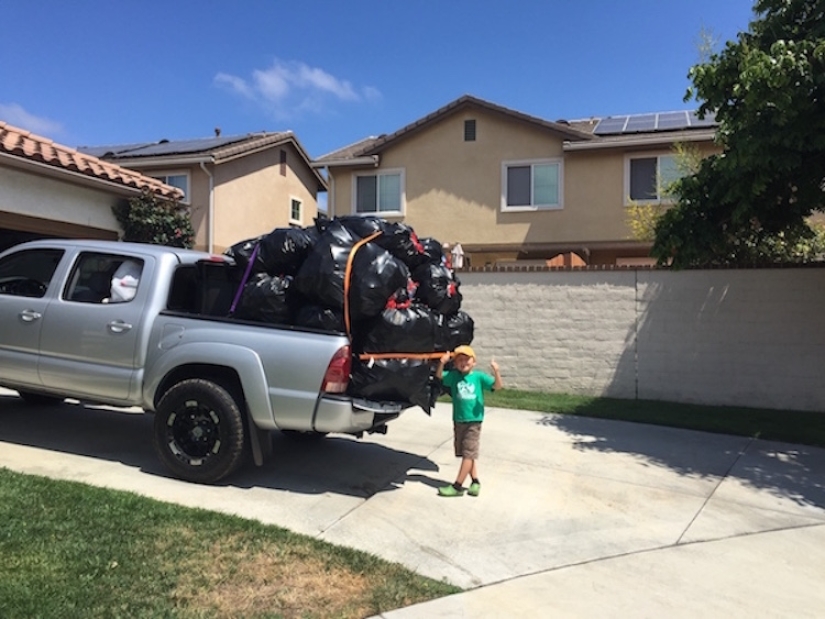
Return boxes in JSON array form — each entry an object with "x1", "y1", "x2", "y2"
[{"x1": 229, "y1": 243, "x2": 259, "y2": 315}]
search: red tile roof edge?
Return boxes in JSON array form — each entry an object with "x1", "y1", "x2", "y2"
[{"x1": 0, "y1": 121, "x2": 183, "y2": 200}]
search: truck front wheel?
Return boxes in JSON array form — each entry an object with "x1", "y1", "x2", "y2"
[{"x1": 153, "y1": 378, "x2": 246, "y2": 484}]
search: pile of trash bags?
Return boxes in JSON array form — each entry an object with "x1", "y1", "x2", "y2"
[{"x1": 224, "y1": 215, "x2": 473, "y2": 411}]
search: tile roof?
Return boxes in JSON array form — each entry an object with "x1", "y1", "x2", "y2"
[
  {"x1": 79, "y1": 130, "x2": 328, "y2": 191},
  {"x1": 80, "y1": 131, "x2": 295, "y2": 163},
  {"x1": 0, "y1": 121, "x2": 182, "y2": 199},
  {"x1": 314, "y1": 136, "x2": 382, "y2": 164}
]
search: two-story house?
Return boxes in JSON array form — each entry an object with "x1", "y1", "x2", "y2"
[
  {"x1": 81, "y1": 131, "x2": 327, "y2": 253},
  {"x1": 0, "y1": 121, "x2": 181, "y2": 252},
  {"x1": 314, "y1": 95, "x2": 719, "y2": 267}
]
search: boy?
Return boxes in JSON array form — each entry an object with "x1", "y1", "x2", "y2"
[{"x1": 436, "y1": 345, "x2": 502, "y2": 497}]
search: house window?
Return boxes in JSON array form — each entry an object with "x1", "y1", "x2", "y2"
[
  {"x1": 626, "y1": 154, "x2": 682, "y2": 203},
  {"x1": 354, "y1": 169, "x2": 404, "y2": 215},
  {"x1": 464, "y1": 119, "x2": 476, "y2": 142},
  {"x1": 151, "y1": 173, "x2": 190, "y2": 202},
  {"x1": 501, "y1": 159, "x2": 562, "y2": 211},
  {"x1": 290, "y1": 197, "x2": 302, "y2": 225}
]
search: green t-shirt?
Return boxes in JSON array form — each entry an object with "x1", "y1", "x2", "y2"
[{"x1": 441, "y1": 369, "x2": 496, "y2": 422}]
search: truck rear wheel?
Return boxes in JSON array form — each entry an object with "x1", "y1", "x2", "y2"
[{"x1": 153, "y1": 378, "x2": 246, "y2": 484}]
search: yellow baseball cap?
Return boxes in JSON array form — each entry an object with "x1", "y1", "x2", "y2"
[{"x1": 453, "y1": 345, "x2": 475, "y2": 359}]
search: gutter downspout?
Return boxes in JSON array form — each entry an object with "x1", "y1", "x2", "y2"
[
  {"x1": 327, "y1": 167, "x2": 335, "y2": 218},
  {"x1": 199, "y1": 161, "x2": 215, "y2": 253}
]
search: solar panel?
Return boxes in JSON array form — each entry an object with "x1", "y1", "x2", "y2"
[
  {"x1": 624, "y1": 114, "x2": 657, "y2": 133},
  {"x1": 688, "y1": 111, "x2": 717, "y2": 127},
  {"x1": 126, "y1": 135, "x2": 248, "y2": 157},
  {"x1": 77, "y1": 142, "x2": 155, "y2": 157},
  {"x1": 593, "y1": 116, "x2": 628, "y2": 135},
  {"x1": 592, "y1": 110, "x2": 717, "y2": 136},
  {"x1": 656, "y1": 111, "x2": 689, "y2": 130}
]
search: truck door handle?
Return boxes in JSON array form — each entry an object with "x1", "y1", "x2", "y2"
[
  {"x1": 20, "y1": 309, "x2": 42, "y2": 322},
  {"x1": 107, "y1": 320, "x2": 133, "y2": 333}
]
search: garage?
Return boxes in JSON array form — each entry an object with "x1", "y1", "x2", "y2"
[{"x1": 0, "y1": 121, "x2": 181, "y2": 252}]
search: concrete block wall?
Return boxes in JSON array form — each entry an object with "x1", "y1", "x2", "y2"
[{"x1": 458, "y1": 267, "x2": 825, "y2": 412}]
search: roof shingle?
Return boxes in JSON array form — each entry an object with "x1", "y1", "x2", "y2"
[{"x1": 0, "y1": 121, "x2": 183, "y2": 199}]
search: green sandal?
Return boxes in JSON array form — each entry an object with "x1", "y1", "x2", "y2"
[{"x1": 438, "y1": 485, "x2": 465, "y2": 497}]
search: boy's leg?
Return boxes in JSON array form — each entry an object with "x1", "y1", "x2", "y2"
[
  {"x1": 455, "y1": 457, "x2": 474, "y2": 486},
  {"x1": 439, "y1": 423, "x2": 481, "y2": 497}
]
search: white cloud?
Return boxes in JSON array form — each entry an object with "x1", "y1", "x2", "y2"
[
  {"x1": 215, "y1": 58, "x2": 380, "y2": 118},
  {"x1": 214, "y1": 73, "x2": 255, "y2": 99},
  {"x1": 0, "y1": 103, "x2": 63, "y2": 137}
]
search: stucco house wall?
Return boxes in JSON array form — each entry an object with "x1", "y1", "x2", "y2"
[
  {"x1": 211, "y1": 143, "x2": 319, "y2": 251},
  {"x1": 318, "y1": 96, "x2": 720, "y2": 266},
  {"x1": 0, "y1": 166, "x2": 120, "y2": 234}
]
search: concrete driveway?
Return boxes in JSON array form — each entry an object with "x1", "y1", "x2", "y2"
[{"x1": 1, "y1": 387, "x2": 824, "y2": 617}]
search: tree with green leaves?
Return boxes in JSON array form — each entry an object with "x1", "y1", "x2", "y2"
[
  {"x1": 652, "y1": 0, "x2": 825, "y2": 267},
  {"x1": 112, "y1": 190, "x2": 195, "y2": 248}
]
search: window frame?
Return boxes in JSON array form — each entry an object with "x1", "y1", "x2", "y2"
[
  {"x1": 289, "y1": 196, "x2": 303, "y2": 225},
  {"x1": 624, "y1": 152, "x2": 681, "y2": 205},
  {"x1": 464, "y1": 119, "x2": 477, "y2": 142},
  {"x1": 151, "y1": 171, "x2": 190, "y2": 203},
  {"x1": 500, "y1": 158, "x2": 564, "y2": 212},
  {"x1": 351, "y1": 168, "x2": 405, "y2": 217}
]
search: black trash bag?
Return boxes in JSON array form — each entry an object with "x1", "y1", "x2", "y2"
[
  {"x1": 257, "y1": 227, "x2": 317, "y2": 276},
  {"x1": 358, "y1": 303, "x2": 438, "y2": 354},
  {"x1": 312, "y1": 212, "x2": 331, "y2": 233},
  {"x1": 418, "y1": 237, "x2": 446, "y2": 265},
  {"x1": 349, "y1": 356, "x2": 434, "y2": 411},
  {"x1": 294, "y1": 304, "x2": 345, "y2": 332},
  {"x1": 224, "y1": 235, "x2": 266, "y2": 272},
  {"x1": 233, "y1": 273, "x2": 292, "y2": 324},
  {"x1": 337, "y1": 215, "x2": 392, "y2": 240},
  {"x1": 436, "y1": 310, "x2": 475, "y2": 351},
  {"x1": 375, "y1": 221, "x2": 428, "y2": 268},
  {"x1": 413, "y1": 263, "x2": 462, "y2": 315},
  {"x1": 294, "y1": 219, "x2": 357, "y2": 308},
  {"x1": 349, "y1": 244, "x2": 411, "y2": 321}
]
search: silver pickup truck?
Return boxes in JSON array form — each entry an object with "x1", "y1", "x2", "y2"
[{"x1": 0, "y1": 239, "x2": 409, "y2": 483}]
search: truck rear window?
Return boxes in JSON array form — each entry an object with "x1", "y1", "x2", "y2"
[{"x1": 168, "y1": 261, "x2": 241, "y2": 316}]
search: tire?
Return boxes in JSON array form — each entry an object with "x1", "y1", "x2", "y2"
[
  {"x1": 153, "y1": 378, "x2": 246, "y2": 484},
  {"x1": 17, "y1": 391, "x2": 64, "y2": 406}
]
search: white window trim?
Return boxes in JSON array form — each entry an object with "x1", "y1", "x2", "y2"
[
  {"x1": 151, "y1": 170, "x2": 190, "y2": 204},
  {"x1": 500, "y1": 158, "x2": 564, "y2": 212},
  {"x1": 289, "y1": 196, "x2": 303, "y2": 225},
  {"x1": 623, "y1": 152, "x2": 679, "y2": 206},
  {"x1": 351, "y1": 168, "x2": 405, "y2": 217}
]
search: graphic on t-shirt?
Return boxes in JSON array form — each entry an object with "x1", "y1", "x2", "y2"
[{"x1": 457, "y1": 381, "x2": 476, "y2": 400}]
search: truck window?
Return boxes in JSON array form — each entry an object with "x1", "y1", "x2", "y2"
[
  {"x1": 168, "y1": 265, "x2": 198, "y2": 312},
  {"x1": 166, "y1": 261, "x2": 241, "y2": 316},
  {"x1": 65, "y1": 253, "x2": 144, "y2": 304},
  {"x1": 0, "y1": 248, "x2": 63, "y2": 298}
]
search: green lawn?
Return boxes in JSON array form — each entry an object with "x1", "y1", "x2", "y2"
[
  {"x1": 483, "y1": 388, "x2": 825, "y2": 448},
  {"x1": 0, "y1": 469, "x2": 458, "y2": 619}
]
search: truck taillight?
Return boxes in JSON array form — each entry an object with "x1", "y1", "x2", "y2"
[{"x1": 321, "y1": 345, "x2": 351, "y2": 394}]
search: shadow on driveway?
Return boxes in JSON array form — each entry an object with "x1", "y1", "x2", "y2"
[
  {"x1": 0, "y1": 392, "x2": 438, "y2": 498},
  {"x1": 541, "y1": 412, "x2": 825, "y2": 510}
]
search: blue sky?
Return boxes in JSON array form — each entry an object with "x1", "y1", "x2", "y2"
[{"x1": 1, "y1": 0, "x2": 756, "y2": 159}]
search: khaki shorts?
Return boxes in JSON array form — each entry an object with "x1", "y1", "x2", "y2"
[{"x1": 454, "y1": 422, "x2": 482, "y2": 459}]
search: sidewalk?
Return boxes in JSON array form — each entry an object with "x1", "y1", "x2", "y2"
[{"x1": 1, "y1": 388, "x2": 824, "y2": 616}]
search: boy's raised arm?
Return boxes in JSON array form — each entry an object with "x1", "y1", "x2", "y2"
[{"x1": 490, "y1": 359, "x2": 503, "y2": 390}]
